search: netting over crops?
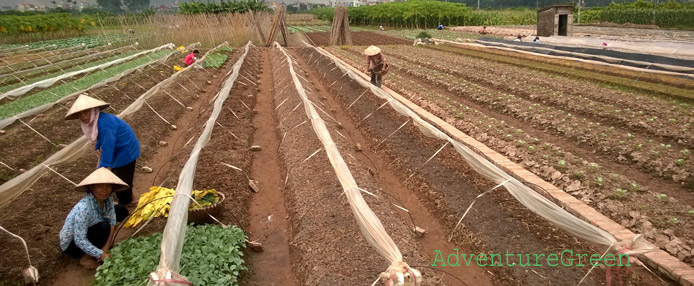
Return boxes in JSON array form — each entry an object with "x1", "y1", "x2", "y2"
[
  {"x1": 0, "y1": 44, "x2": 184, "y2": 130},
  {"x1": 150, "y1": 42, "x2": 252, "y2": 284},
  {"x1": 0, "y1": 42, "x2": 227, "y2": 208},
  {"x1": 274, "y1": 42, "x2": 421, "y2": 285},
  {"x1": 0, "y1": 43, "x2": 175, "y2": 101},
  {"x1": 311, "y1": 44, "x2": 653, "y2": 257}
]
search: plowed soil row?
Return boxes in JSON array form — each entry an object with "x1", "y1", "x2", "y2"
[
  {"x1": 305, "y1": 31, "x2": 412, "y2": 46},
  {"x1": 271, "y1": 46, "x2": 450, "y2": 285},
  {"x1": 300, "y1": 47, "x2": 672, "y2": 285},
  {"x1": 326, "y1": 45, "x2": 694, "y2": 268}
]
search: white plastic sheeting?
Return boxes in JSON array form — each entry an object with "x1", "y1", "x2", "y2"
[
  {"x1": 0, "y1": 42, "x2": 226, "y2": 208},
  {"x1": 0, "y1": 45, "x2": 178, "y2": 130},
  {"x1": 275, "y1": 43, "x2": 422, "y2": 285},
  {"x1": 0, "y1": 43, "x2": 138, "y2": 81},
  {"x1": 150, "y1": 42, "x2": 252, "y2": 284},
  {"x1": 312, "y1": 45, "x2": 645, "y2": 253},
  {"x1": 0, "y1": 43, "x2": 175, "y2": 100}
]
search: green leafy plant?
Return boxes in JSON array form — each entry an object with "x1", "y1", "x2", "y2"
[
  {"x1": 573, "y1": 170, "x2": 585, "y2": 179},
  {"x1": 595, "y1": 177, "x2": 604, "y2": 187},
  {"x1": 681, "y1": 149, "x2": 690, "y2": 157},
  {"x1": 629, "y1": 182, "x2": 641, "y2": 192},
  {"x1": 589, "y1": 163, "x2": 599, "y2": 171},
  {"x1": 614, "y1": 188, "x2": 627, "y2": 198},
  {"x1": 95, "y1": 224, "x2": 247, "y2": 286},
  {"x1": 516, "y1": 140, "x2": 526, "y2": 147},
  {"x1": 217, "y1": 46, "x2": 234, "y2": 53},
  {"x1": 204, "y1": 53, "x2": 229, "y2": 68},
  {"x1": 669, "y1": 217, "x2": 679, "y2": 224},
  {"x1": 528, "y1": 145, "x2": 535, "y2": 153},
  {"x1": 557, "y1": 160, "x2": 567, "y2": 168},
  {"x1": 675, "y1": 159, "x2": 685, "y2": 166},
  {"x1": 656, "y1": 193, "x2": 668, "y2": 201},
  {"x1": 416, "y1": 31, "x2": 432, "y2": 39},
  {"x1": 0, "y1": 50, "x2": 170, "y2": 119}
]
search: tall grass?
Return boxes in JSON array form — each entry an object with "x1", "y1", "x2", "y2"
[
  {"x1": 1, "y1": 13, "x2": 273, "y2": 49},
  {"x1": 113, "y1": 13, "x2": 272, "y2": 48}
]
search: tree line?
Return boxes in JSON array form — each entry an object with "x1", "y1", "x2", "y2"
[{"x1": 311, "y1": 0, "x2": 537, "y2": 28}]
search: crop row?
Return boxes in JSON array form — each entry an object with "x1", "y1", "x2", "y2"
[
  {"x1": 0, "y1": 34, "x2": 134, "y2": 52},
  {"x1": 1, "y1": 44, "x2": 97, "y2": 75},
  {"x1": 386, "y1": 45, "x2": 694, "y2": 144},
  {"x1": 0, "y1": 50, "x2": 170, "y2": 119},
  {"x1": 327, "y1": 47, "x2": 694, "y2": 263},
  {"x1": 0, "y1": 45, "x2": 129, "y2": 86},
  {"x1": 331, "y1": 45, "x2": 692, "y2": 194},
  {"x1": 336, "y1": 47, "x2": 693, "y2": 185},
  {"x1": 379, "y1": 29, "x2": 477, "y2": 41},
  {"x1": 0, "y1": 50, "x2": 139, "y2": 95},
  {"x1": 384, "y1": 48, "x2": 694, "y2": 182}
]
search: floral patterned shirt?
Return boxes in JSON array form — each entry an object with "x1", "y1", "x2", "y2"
[{"x1": 59, "y1": 193, "x2": 116, "y2": 258}]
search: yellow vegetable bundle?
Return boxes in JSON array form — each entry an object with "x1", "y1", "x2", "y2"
[
  {"x1": 190, "y1": 189, "x2": 220, "y2": 210},
  {"x1": 124, "y1": 186, "x2": 174, "y2": 228},
  {"x1": 124, "y1": 187, "x2": 221, "y2": 227}
]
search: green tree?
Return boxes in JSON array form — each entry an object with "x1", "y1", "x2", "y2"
[
  {"x1": 124, "y1": 0, "x2": 150, "y2": 12},
  {"x1": 97, "y1": 0, "x2": 123, "y2": 14}
]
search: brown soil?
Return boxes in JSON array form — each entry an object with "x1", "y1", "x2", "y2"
[
  {"x1": 305, "y1": 31, "x2": 412, "y2": 46},
  {"x1": 289, "y1": 47, "x2": 492, "y2": 286},
  {"x1": 327, "y1": 45, "x2": 694, "y2": 269},
  {"x1": 301, "y1": 47, "x2": 673, "y2": 285},
  {"x1": 244, "y1": 49, "x2": 297, "y2": 285},
  {"x1": 2, "y1": 40, "x2": 686, "y2": 286},
  {"x1": 0, "y1": 49, "x2": 238, "y2": 285}
]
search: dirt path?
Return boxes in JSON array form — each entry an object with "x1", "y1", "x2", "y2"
[
  {"x1": 245, "y1": 48, "x2": 297, "y2": 286},
  {"x1": 289, "y1": 47, "x2": 493, "y2": 285}
]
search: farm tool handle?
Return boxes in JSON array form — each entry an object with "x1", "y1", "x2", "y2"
[{"x1": 0, "y1": 226, "x2": 38, "y2": 285}]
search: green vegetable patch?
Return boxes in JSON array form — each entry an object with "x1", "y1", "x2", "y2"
[
  {"x1": 0, "y1": 50, "x2": 139, "y2": 94},
  {"x1": 95, "y1": 224, "x2": 247, "y2": 286},
  {"x1": 203, "y1": 53, "x2": 229, "y2": 69},
  {"x1": 0, "y1": 50, "x2": 170, "y2": 119}
]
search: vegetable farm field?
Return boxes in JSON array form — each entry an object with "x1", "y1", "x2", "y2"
[{"x1": 0, "y1": 24, "x2": 693, "y2": 286}]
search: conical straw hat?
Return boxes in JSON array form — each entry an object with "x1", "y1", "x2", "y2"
[
  {"x1": 75, "y1": 167, "x2": 129, "y2": 192},
  {"x1": 65, "y1": 94, "x2": 110, "y2": 120},
  {"x1": 363, "y1": 45, "x2": 381, "y2": 56}
]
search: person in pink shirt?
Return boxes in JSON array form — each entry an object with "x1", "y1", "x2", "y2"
[{"x1": 184, "y1": 49, "x2": 200, "y2": 66}]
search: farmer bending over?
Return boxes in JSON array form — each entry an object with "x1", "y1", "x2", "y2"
[
  {"x1": 59, "y1": 168, "x2": 130, "y2": 269},
  {"x1": 479, "y1": 26, "x2": 488, "y2": 34},
  {"x1": 364, "y1": 45, "x2": 386, "y2": 88},
  {"x1": 184, "y1": 49, "x2": 200, "y2": 67},
  {"x1": 65, "y1": 94, "x2": 141, "y2": 207}
]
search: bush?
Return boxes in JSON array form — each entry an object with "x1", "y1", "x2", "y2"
[{"x1": 417, "y1": 31, "x2": 432, "y2": 39}]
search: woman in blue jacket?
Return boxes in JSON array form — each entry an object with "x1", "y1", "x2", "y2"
[{"x1": 65, "y1": 94, "x2": 141, "y2": 206}]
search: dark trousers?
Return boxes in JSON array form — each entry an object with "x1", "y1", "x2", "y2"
[
  {"x1": 370, "y1": 70, "x2": 382, "y2": 88},
  {"x1": 111, "y1": 160, "x2": 136, "y2": 205},
  {"x1": 63, "y1": 205, "x2": 128, "y2": 258}
]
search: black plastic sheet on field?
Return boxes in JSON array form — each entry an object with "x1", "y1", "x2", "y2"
[{"x1": 476, "y1": 37, "x2": 694, "y2": 73}]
